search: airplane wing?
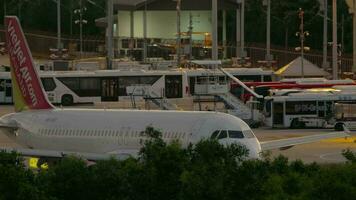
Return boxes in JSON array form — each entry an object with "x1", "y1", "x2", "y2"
[
  {"x1": 260, "y1": 131, "x2": 350, "y2": 151},
  {"x1": 0, "y1": 148, "x2": 132, "y2": 161}
]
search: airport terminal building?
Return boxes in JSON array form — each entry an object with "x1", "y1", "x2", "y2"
[{"x1": 96, "y1": 0, "x2": 242, "y2": 61}]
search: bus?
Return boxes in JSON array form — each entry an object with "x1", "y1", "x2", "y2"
[
  {"x1": 231, "y1": 78, "x2": 356, "y2": 102},
  {"x1": 0, "y1": 67, "x2": 274, "y2": 105},
  {"x1": 263, "y1": 90, "x2": 356, "y2": 128}
]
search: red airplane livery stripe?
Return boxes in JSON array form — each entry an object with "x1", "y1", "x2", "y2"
[{"x1": 5, "y1": 16, "x2": 53, "y2": 110}]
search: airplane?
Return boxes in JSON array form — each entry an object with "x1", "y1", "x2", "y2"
[{"x1": 0, "y1": 16, "x2": 349, "y2": 163}]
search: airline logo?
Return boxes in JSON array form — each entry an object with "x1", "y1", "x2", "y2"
[{"x1": 5, "y1": 16, "x2": 53, "y2": 110}]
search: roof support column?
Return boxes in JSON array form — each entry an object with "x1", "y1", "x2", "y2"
[
  {"x1": 236, "y1": 2, "x2": 241, "y2": 57},
  {"x1": 223, "y1": 10, "x2": 227, "y2": 59},
  {"x1": 212, "y1": 0, "x2": 218, "y2": 60},
  {"x1": 130, "y1": 10, "x2": 134, "y2": 59},
  {"x1": 265, "y1": 0, "x2": 271, "y2": 65},
  {"x1": 322, "y1": 0, "x2": 328, "y2": 71},
  {"x1": 143, "y1": 1, "x2": 148, "y2": 62},
  {"x1": 176, "y1": 0, "x2": 181, "y2": 67},
  {"x1": 241, "y1": 0, "x2": 245, "y2": 58},
  {"x1": 107, "y1": 0, "x2": 114, "y2": 69},
  {"x1": 353, "y1": 0, "x2": 356, "y2": 73},
  {"x1": 332, "y1": 0, "x2": 338, "y2": 79}
]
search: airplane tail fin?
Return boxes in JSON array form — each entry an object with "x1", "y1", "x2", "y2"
[{"x1": 5, "y1": 16, "x2": 54, "y2": 112}]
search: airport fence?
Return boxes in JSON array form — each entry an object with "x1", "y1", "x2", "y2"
[
  {"x1": 0, "y1": 27, "x2": 353, "y2": 72},
  {"x1": 0, "y1": 27, "x2": 105, "y2": 59}
]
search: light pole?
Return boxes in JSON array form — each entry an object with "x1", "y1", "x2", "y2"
[
  {"x1": 74, "y1": 0, "x2": 87, "y2": 58},
  {"x1": 212, "y1": 0, "x2": 218, "y2": 60},
  {"x1": 332, "y1": 0, "x2": 338, "y2": 79},
  {"x1": 176, "y1": 0, "x2": 182, "y2": 66},
  {"x1": 263, "y1": 0, "x2": 272, "y2": 66},
  {"x1": 57, "y1": 0, "x2": 61, "y2": 50},
  {"x1": 322, "y1": 0, "x2": 328, "y2": 70},
  {"x1": 346, "y1": 0, "x2": 356, "y2": 73},
  {"x1": 296, "y1": 8, "x2": 310, "y2": 78},
  {"x1": 241, "y1": 0, "x2": 245, "y2": 58},
  {"x1": 143, "y1": 0, "x2": 147, "y2": 61},
  {"x1": 107, "y1": 0, "x2": 113, "y2": 69},
  {"x1": 3, "y1": 0, "x2": 6, "y2": 16}
]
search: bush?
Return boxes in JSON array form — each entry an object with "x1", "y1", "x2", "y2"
[{"x1": 0, "y1": 127, "x2": 355, "y2": 200}]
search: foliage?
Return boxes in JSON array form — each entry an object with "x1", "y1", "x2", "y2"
[
  {"x1": 0, "y1": 151, "x2": 43, "y2": 200},
  {"x1": 0, "y1": 127, "x2": 355, "y2": 200},
  {"x1": 0, "y1": 0, "x2": 354, "y2": 52},
  {"x1": 342, "y1": 148, "x2": 356, "y2": 163}
]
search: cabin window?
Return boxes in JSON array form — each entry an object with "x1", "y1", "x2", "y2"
[
  {"x1": 210, "y1": 130, "x2": 220, "y2": 139},
  {"x1": 228, "y1": 130, "x2": 244, "y2": 139},
  {"x1": 217, "y1": 130, "x2": 228, "y2": 139},
  {"x1": 243, "y1": 130, "x2": 255, "y2": 139}
]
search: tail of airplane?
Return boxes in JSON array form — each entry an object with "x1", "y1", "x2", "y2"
[{"x1": 5, "y1": 16, "x2": 53, "y2": 112}]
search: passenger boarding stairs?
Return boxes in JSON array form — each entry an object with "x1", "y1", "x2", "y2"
[
  {"x1": 216, "y1": 93, "x2": 254, "y2": 120},
  {"x1": 126, "y1": 85, "x2": 178, "y2": 110},
  {"x1": 190, "y1": 60, "x2": 263, "y2": 124}
]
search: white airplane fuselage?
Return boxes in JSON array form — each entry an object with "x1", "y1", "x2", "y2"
[{"x1": 0, "y1": 109, "x2": 261, "y2": 159}]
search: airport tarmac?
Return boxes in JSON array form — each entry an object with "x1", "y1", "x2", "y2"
[{"x1": 0, "y1": 105, "x2": 355, "y2": 163}]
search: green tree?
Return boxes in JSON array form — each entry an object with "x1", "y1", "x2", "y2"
[{"x1": 0, "y1": 151, "x2": 43, "y2": 200}]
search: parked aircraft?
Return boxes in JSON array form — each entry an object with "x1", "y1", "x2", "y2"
[{"x1": 0, "y1": 16, "x2": 349, "y2": 163}]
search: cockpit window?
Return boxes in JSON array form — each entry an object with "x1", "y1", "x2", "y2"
[
  {"x1": 211, "y1": 130, "x2": 220, "y2": 139},
  {"x1": 243, "y1": 130, "x2": 255, "y2": 138},
  {"x1": 217, "y1": 130, "x2": 227, "y2": 139},
  {"x1": 228, "y1": 130, "x2": 244, "y2": 139}
]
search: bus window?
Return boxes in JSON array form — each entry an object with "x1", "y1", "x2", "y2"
[
  {"x1": 118, "y1": 77, "x2": 140, "y2": 96},
  {"x1": 235, "y1": 75, "x2": 261, "y2": 82},
  {"x1": 265, "y1": 100, "x2": 272, "y2": 117},
  {"x1": 285, "y1": 101, "x2": 317, "y2": 115},
  {"x1": 5, "y1": 80, "x2": 11, "y2": 97},
  {"x1": 58, "y1": 77, "x2": 79, "y2": 91},
  {"x1": 0, "y1": 80, "x2": 4, "y2": 91},
  {"x1": 317, "y1": 101, "x2": 325, "y2": 117},
  {"x1": 41, "y1": 78, "x2": 56, "y2": 91},
  {"x1": 263, "y1": 75, "x2": 272, "y2": 82},
  {"x1": 140, "y1": 76, "x2": 160, "y2": 85},
  {"x1": 79, "y1": 77, "x2": 101, "y2": 96}
]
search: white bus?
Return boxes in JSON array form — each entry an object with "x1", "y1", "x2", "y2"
[
  {"x1": 0, "y1": 68, "x2": 274, "y2": 105},
  {"x1": 264, "y1": 90, "x2": 356, "y2": 128}
]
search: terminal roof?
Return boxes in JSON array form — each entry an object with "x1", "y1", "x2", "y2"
[{"x1": 113, "y1": 0, "x2": 240, "y2": 10}]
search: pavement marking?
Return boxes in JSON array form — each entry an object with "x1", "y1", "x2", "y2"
[
  {"x1": 322, "y1": 136, "x2": 356, "y2": 144},
  {"x1": 319, "y1": 152, "x2": 348, "y2": 162}
]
